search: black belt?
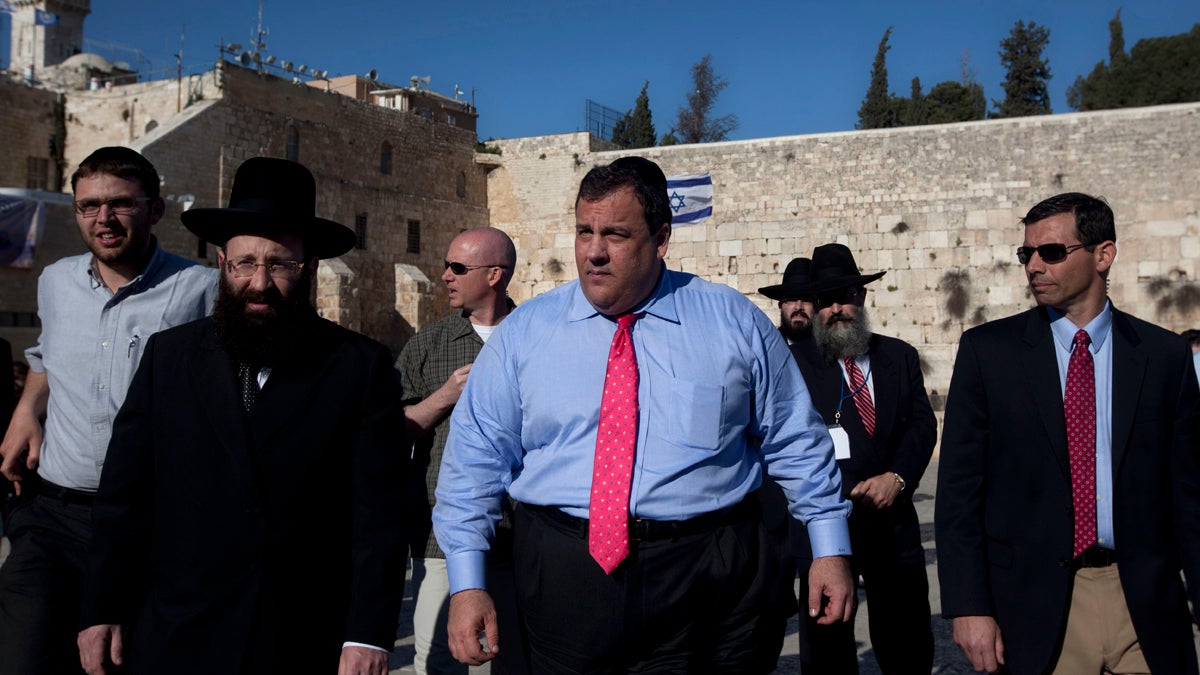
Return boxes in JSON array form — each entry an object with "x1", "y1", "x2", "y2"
[
  {"x1": 1074, "y1": 545, "x2": 1117, "y2": 569},
  {"x1": 521, "y1": 496, "x2": 758, "y2": 542},
  {"x1": 35, "y1": 478, "x2": 95, "y2": 507}
]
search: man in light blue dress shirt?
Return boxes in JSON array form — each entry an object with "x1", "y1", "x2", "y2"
[
  {"x1": 0, "y1": 147, "x2": 217, "y2": 675},
  {"x1": 434, "y1": 157, "x2": 852, "y2": 672}
]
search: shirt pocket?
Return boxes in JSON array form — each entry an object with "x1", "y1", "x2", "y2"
[{"x1": 667, "y1": 379, "x2": 725, "y2": 451}]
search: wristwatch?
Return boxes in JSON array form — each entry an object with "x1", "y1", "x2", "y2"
[{"x1": 891, "y1": 472, "x2": 907, "y2": 492}]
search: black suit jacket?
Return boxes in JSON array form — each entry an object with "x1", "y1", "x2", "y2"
[
  {"x1": 791, "y1": 334, "x2": 937, "y2": 496},
  {"x1": 936, "y1": 306, "x2": 1200, "y2": 674},
  {"x1": 788, "y1": 334, "x2": 936, "y2": 559},
  {"x1": 82, "y1": 317, "x2": 408, "y2": 674}
]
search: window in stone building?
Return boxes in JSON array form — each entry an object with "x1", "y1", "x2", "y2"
[
  {"x1": 447, "y1": 114, "x2": 457, "y2": 127},
  {"x1": 380, "y1": 142, "x2": 393, "y2": 175},
  {"x1": 286, "y1": 126, "x2": 300, "y2": 162},
  {"x1": 356, "y1": 213, "x2": 368, "y2": 250},
  {"x1": 456, "y1": 171, "x2": 466, "y2": 199},
  {"x1": 407, "y1": 219, "x2": 420, "y2": 254},
  {"x1": 26, "y1": 157, "x2": 48, "y2": 190}
]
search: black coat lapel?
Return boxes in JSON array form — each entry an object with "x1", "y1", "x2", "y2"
[
  {"x1": 1109, "y1": 309, "x2": 1144, "y2": 474},
  {"x1": 192, "y1": 321, "x2": 259, "y2": 498},
  {"x1": 1023, "y1": 309, "x2": 1071, "y2": 481},
  {"x1": 868, "y1": 335, "x2": 897, "y2": 447}
]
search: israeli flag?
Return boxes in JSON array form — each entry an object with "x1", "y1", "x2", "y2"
[
  {"x1": 35, "y1": 9, "x2": 59, "y2": 25},
  {"x1": 666, "y1": 173, "x2": 713, "y2": 226},
  {"x1": 0, "y1": 1, "x2": 14, "y2": 14}
]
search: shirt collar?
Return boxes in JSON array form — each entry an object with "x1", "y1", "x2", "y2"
[
  {"x1": 567, "y1": 262, "x2": 679, "y2": 325},
  {"x1": 1047, "y1": 300, "x2": 1112, "y2": 353}
]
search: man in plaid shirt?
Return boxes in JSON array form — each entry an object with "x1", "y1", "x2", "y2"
[{"x1": 396, "y1": 227, "x2": 522, "y2": 674}]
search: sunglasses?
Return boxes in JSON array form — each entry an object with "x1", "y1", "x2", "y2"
[
  {"x1": 1016, "y1": 243, "x2": 1092, "y2": 265},
  {"x1": 811, "y1": 287, "x2": 864, "y2": 309},
  {"x1": 444, "y1": 260, "x2": 510, "y2": 275}
]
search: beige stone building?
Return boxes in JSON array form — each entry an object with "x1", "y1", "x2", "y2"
[{"x1": 3, "y1": 0, "x2": 1199, "y2": 427}]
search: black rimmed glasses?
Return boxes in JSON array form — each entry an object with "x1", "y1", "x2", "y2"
[
  {"x1": 226, "y1": 259, "x2": 305, "y2": 279},
  {"x1": 1016, "y1": 243, "x2": 1092, "y2": 265},
  {"x1": 444, "y1": 260, "x2": 509, "y2": 275},
  {"x1": 73, "y1": 196, "x2": 152, "y2": 218}
]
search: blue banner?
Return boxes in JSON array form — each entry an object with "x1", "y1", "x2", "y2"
[
  {"x1": 35, "y1": 9, "x2": 59, "y2": 25},
  {"x1": 0, "y1": 194, "x2": 44, "y2": 268},
  {"x1": 666, "y1": 173, "x2": 713, "y2": 226}
]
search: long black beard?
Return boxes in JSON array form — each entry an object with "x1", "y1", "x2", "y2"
[
  {"x1": 212, "y1": 272, "x2": 318, "y2": 366},
  {"x1": 814, "y1": 307, "x2": 872, "y2": 361}
]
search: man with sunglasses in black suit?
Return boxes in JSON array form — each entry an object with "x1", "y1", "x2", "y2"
[
  {"x1": 395, "y1": 227, "x2": 526, "y2": 675},
  {"x1": 787, "y1": 243, "x2": 937, "y2": 674},
  {"x1": 937, "y1": 192, "x2": 1200, "y2": 674}
]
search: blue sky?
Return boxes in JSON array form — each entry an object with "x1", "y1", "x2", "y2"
[{"x1": 4, "y1": 1, "x2": 1198, "y2": 141}]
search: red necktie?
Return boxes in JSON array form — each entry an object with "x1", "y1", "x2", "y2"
[
  {"x1": 844, "y1": 357, "x2": 875, "y2": 437},
  {"x1": 589, "y1": 313, "x2": 640, "y2": 574},
  {"x1": 1066, "y1": 329, "x2": 1097, "y2": 558}
]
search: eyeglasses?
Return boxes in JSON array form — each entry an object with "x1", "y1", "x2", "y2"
[
  {"x1": 226, "y1": 259, "x2": 305, "y2": 279},
  {"x1": 1016, "y1": 243, "x2": 1092, "y2": 265},
  {"x1": 812, "y1": 287, "x2": 864, "y2": 309},
  {"x1": 444, "y1": 260, "x2": 509, "y2": 275},
  {"x1": 73, "y1": 197, "x2": 152, "y2": 217}
]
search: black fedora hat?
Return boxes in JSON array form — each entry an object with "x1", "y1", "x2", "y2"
[
  {"x1": 800, "y1": 243, "x2": 886, "y2": 295},
  {"x1": 182, "y1": 157, "x2": 355, "y2": 259},
  {"x1": 758, "y1": 257, "x2": 813, "y2": 300}
]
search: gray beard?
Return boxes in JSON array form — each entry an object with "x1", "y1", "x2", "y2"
[{"x1": 814, "y1": 307, "x2": 873, "y2": 361}]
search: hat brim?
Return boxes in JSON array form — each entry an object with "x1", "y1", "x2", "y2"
[
  {"x1": 796, "y1": 271, "x2": 886, "y2": 296},
  {"x1": 758, "y1": 282, "x2": 813, "y2": 300},
  {"x1": 182, "y1": 208, "x2": 356, "y2": 259}
]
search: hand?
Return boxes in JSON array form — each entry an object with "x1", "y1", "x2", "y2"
[
  {"x1": 0, "y1": 408, "x2": 43, "y2": 495},
  {"x1": 849, "y1": 472, "x2": 903, "y2": 509},
  {"x1": 807, "y1": 555, "x2": 854, "y2": 625},
  {"x1": 438, "y1": 364, "x2": 473, "y2": 406},
  {"x1": 447, "y1": 589, "x2": 499, "y2": 666},
  {"x1": 78, "y1": 624, "x2": 123, "y2": 675},
  {"x1": 338, "y1": 645, "x2": 389, "y2": 675},
  {"x1": 952, "y1": 615, "x2": 1006, "y2": 673}
]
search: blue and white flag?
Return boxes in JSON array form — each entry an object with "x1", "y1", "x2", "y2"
[
  {"x1": 666, "y1": 173, "x2": 713, "y2": 226},
  {"x1": 0, "y1": 1, "x2": 15, "y2": 15},
  {"x1": 35, "y1": 9, "x2": 59, "y2": 25}
]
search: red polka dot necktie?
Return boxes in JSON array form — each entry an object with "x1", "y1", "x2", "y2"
[
  {"x1": 844, "y1": 357, "x2": 875, "y2": 437},
  {"x1": 589, "y1": 312, "x2": 641, "y2": 574},
  {"x1": 1065, "y1": 329, "x2": 1097, "y2": 559}
]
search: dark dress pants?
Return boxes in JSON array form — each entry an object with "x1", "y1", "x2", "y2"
[
  {"x1": 512, "y1": 499, "x2": 782, "y2": 674},
  {"x1": 0, "y1": 491, "x2": 92, "y2": 675},
  {"x1": 797, "y1": 501, "x2": 933, "y2": 675}
]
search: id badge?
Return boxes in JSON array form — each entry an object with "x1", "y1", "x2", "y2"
[{"x1": 828, "y1": 424, "x2": 851, "y2": 460}]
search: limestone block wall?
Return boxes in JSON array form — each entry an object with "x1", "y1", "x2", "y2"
[
  {"x1": 486, "y1": 103, "x2": 1200, "y2": 409},
  {"x1": 0, "y1": 77, "x2": 62, "y2": 189}
]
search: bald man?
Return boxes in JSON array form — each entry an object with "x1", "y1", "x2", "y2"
[{"x1": 396, "y1": 228, "x2": 524, "y2": 674}]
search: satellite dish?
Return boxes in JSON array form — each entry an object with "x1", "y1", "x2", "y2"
[
  {"x1": 367, "y1": 68, "x2": 378, "y2": 81},
  {"x1": 321, "y1": 70, "x2": 330, "y2": 79},
  {"x1": 238, "y1": 51, "x2": 252, "y2": 67},
  {"x1": 265, "y1": 55, "x2": 276, "y2": 65},
  {"x1": 419, "y1": 75, "x2": 431, "y2": 86},
  {"x1": 298, "y1": 65, "x2": 307, "y2": 74},
  {"x1": 281, "y1": 60, "x2": 293, "y2": 72},
  {"x1": 251, "y1": 52, "x2": 261, "y2": 63},
  {"x1": 226, "y1": 43, "x2": 243, "y2": 53}
]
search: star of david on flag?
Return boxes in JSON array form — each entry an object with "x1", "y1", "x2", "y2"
[
  {"x1": 666, "y1": 173, "x2": 712, "y2": 226},
  {"x1": 35, "y1": 9, "x2": 59, "y2": 25}
]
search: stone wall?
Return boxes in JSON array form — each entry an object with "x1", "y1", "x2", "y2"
[
  {"x1": 485, "y1": 103, "x2": 1200, "y2": 409},
  {"x1": 0, "y1": 77, "x2": 62, "y2": 190}
]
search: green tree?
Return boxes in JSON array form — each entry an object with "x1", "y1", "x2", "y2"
[
  {"x1": 905, "y1": 76, "x2": 928, "y2": 126},
  {"x1": 992, "y1": 20, "x2": 1052, "y2": 118},
  {"x1": 857, "y1": 27, "x2": 895, "y2": 129},
  {"x1": 1069, "y1": 18, "x2": 1200, "y2": 111},
  {"x1": 926, "y1": 80, "x2": 986, "y2": 123},
  {"x1": 672, "y1": 54, "x2": 738, "y2": 144},
  {"x1": 611, "y1": 81, "x2": 657, "y2": 149}
]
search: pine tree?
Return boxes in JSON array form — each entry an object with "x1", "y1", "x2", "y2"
[
  {"x1": 613, "y1": 81, "x2": 657, "y2": 148},
  {"x1": 992, "y1": 20, "x2": 1052, "y2": 118},
  {"x1": 673, "y1": 55, "x2": 738, "y2": 144},
  {"x1": 857, "y1": 27, "x2": 895, "y2": 129},
  {"x1": 905, "y1": 77, "x2": 928, "y2": 126}
]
